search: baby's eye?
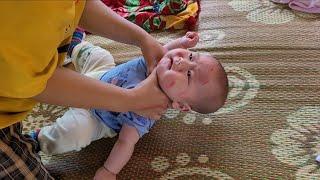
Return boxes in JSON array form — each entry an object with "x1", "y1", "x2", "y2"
[
  {"x1": 189, "y1": 53, "x2": 193, "y2": 61},
  {"x1": 187, "y1": 70, "x2": 191, "y2": 77},
  {"x1": 187, "y1": 70, "x2": 192, "y2": 84}
]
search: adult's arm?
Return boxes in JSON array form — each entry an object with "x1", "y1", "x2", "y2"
[
  {"x1": 79, "y1": 0, "x2": 165, "y2": 73},
  {"x1": 34, "y1": 67, "x2": 168, "y2": 120}
]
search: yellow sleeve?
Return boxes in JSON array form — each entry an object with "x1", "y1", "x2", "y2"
[{"x1": 0, "y1": 0, "x2": 86, "y2": 128}]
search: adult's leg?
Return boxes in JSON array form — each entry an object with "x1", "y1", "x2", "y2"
[{"x1": 0, "y1": 123, "x2": 54, "y2": 179}]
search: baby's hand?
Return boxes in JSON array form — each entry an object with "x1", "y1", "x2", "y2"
[
  {"x1": 94, "y1": 167, "x2": 116, "y2": 180},
  {"x1": 180, "y1": 31, "x2": 199, "y2": 49}
]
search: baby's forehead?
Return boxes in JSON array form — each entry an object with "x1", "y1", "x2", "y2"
[
  {"x1": 192, "y1": 55, "x2": 221, "y2": 94},
  {"x1": 195, "y1": 55, "x2": 217, "y2": 79}
]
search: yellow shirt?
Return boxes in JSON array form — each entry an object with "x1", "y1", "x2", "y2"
[{"x1": 0, "y1": 0, "x2": 86, "y2": 128}]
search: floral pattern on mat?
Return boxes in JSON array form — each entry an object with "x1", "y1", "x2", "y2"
[
  {"x1": 22, "y1": 104, "x2": 67, "y2": 133},
  {"x1": 216, "y1": 66, "x2": 260, "y2": 115},
  {"x1": 228, "y1": 0, "x2": 296, "y2": 24},
  {"x1": 164, "y1": 110, "x2": 208, "y2": 125},
  {"x1": 151, "y1": 153, "x2": 234, "y2": 179},
  {"x1": 270, "y1": 106, "x2": 320, "y2": 179}
]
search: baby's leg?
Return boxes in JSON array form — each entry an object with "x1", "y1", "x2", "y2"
[
  {"x1": 38, "y1": 108, "x2": 116, "y2": 155},
  {"x1": 71, "y1": 41, "x2": 116, "y2": 79},
  {"x1": 95, "y1": 124, "x2": 140, "y2": 178}
]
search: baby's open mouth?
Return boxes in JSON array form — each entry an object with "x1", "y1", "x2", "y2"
[{"x1": 169, "y1": 58, "x2": 173, "y2": 70}]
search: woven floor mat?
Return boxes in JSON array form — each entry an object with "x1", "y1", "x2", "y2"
[{"x1": 23, "y1": 0, "x2": 320, "y2": 179}]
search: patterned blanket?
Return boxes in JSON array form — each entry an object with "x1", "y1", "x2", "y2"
[{"x1": 101, "y1": 0, "x2": 201, "y2": 32}]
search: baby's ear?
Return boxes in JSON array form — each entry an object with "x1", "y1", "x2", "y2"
[{"x1": 172, "y1": 101, "x2": 191, "y2": 112}]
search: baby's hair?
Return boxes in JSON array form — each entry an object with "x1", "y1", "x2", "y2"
[{"x1": 193, "y1": 54, "x2": 229, "y2": 114}]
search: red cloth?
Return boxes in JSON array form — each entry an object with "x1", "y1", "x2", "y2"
[{"x1": 101, "y1": 0, "x2": 200, "y2": 32}]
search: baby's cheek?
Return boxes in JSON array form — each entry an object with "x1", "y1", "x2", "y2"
[
  {"x1": 179, "y1": 90, "x2": 188, "y2": 99},
  {"x1": 163, "y1": 71, "x2": 176, "y2": 81},
  {"x1": 161, "y1": 71, "x2": 185, "y2": 92},
  {"x1": 159, "y1": 73, "x2": 174, "y2": 90},
  {"x1": 164, "y1": 79, "x2": 176, "y2": 89}
]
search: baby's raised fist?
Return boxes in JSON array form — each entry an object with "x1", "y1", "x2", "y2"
[{"x1": 180, "y1": 31, "x2": 199, "y2": 49}]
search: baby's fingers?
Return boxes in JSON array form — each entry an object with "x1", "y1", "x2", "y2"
[{"x1": 186, "y1": 31, "x2": 198, "y2": 39}]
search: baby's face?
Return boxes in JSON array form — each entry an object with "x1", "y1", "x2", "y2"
[{"x1": 156, "y1": 48, "x2": 217, "y2": 109}]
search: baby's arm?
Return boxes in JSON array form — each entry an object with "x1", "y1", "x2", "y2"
[
  {"x1": 94, "y1": 124, "x2": 140, "y2": 179},
  {"x1": 163, "y1": 31, "x2": 199, "y2": 51}
]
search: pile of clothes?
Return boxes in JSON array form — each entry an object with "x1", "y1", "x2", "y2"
[
  {"x1": 101, "y1": 0, "x2": 201, "y2": 32},
  {"x1": 271, "y1": 0, "x2": 320, "y2": 13}
]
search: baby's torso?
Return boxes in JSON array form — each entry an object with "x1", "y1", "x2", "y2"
[
  {"x1": 91, "y1": 57, "x2": 155, "y2": 137},
  {"x1": 100, "y1": 57, "x2": 147, "y2": 88}
]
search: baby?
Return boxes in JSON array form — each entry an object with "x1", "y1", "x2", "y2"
[{"x1": 34, "y1": 32, "x2": 228, "y2": 179}]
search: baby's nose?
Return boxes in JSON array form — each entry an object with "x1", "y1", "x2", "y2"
[
  {"x1": 179, "y1": 57, "x2": 196, "y2": 69},
  {"x1": 173, "y1": 57, "x2": 195, "y2": 72}
]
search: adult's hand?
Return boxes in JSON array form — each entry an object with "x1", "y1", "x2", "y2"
[{"x1": 130, "y1": 69, "x2": 169, "y2": 120}]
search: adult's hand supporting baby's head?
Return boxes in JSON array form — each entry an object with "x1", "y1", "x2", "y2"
[{"x1": 132, "y1": 69, "x2": 169, "y2": 120}]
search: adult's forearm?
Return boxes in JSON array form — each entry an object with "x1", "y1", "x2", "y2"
[
  {"x1": 34, "y1": 67, "x2": 135, "y2": 112},
  {"x1": 79, "y1": 0, "x2": 149, "y2": 47}
]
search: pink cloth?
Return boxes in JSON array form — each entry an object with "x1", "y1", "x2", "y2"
[{"x1": 271, "y1": 0, "x2": 320, "y2": 13}]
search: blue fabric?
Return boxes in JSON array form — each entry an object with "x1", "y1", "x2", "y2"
[{"x1": 91, "y1": 57, "x2": 155, "y2": 137}]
